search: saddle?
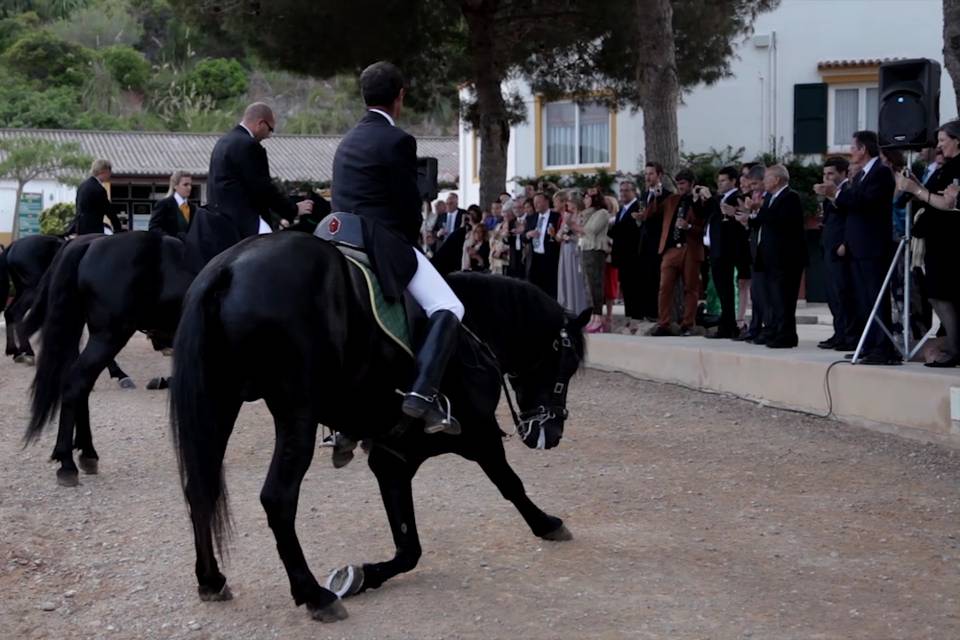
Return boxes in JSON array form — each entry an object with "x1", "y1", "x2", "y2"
[{"x1": 315, "y1": 213, "x2": 415, "y2": 356}]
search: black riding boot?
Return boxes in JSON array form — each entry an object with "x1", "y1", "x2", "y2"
[{"x1": 401, "y1": 309, "x2": 461, "y2": 435}]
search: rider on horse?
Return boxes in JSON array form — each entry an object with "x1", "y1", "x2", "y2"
[{"x1": 331, "y1": 61, "x2": 464, "y2": 435}]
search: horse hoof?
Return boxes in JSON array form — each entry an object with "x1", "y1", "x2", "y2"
[
  {"x1": 117, "y1": 377, "x2": 136, "y2": 390},
  {"x1": 14, "y1": 354, "x2": 34, "y2": 366},
  {"x1": 541, "y1": 524, "x2": 573, "y2": 541},
  {"x1": 199, "y1": 583, "x2": 233, "y2": 602},
  {"x1": 307, "y1": 598, "x2": 349, "y2": 622},
  {"x1": 146, "y1": 377, "x2": 169, "y2": 391},
  {"x1": 78, "y1": 456, "x2": 99, "y2": 475},
  {"x1": 56, "y1": 469, "x2": 80, "y2": 487},
  {"x1": 161, "y1": 348, "x2": 174, "y2": 357},
  {"x1": 325, "y1": 565, "x2": 365, "y2": 598}
]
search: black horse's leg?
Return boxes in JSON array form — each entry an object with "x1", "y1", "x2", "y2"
[
  {"x1": 191, "y1": 395, "x2": 241, "y2": 602},
  {"x1": 334, "y1": 445, "x2": 424, "y2": 597},
  {"x1": 52, "y1": 333, "x2": 131, "y2": 486},
  {"x1": 5, "y1": 302, "x2": 19, "y2": 356},
  {"x1": 259, "y1": 414, "x2": 346, "y2": 622},
  {"x1": 105, "y1": 359, "x2": 135, "y2": 388},
  {"x1": 72, "y1": 395, "x2": 99, "y2": 475},
  {"x1": 13, "y1": 288, "x2": 37, "y2": 358},
  {"x1": 471, "y1": 430, "x2": 571, "y2": 540}
]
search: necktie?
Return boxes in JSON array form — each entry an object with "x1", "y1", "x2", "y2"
[
  {"x1": 179, "y1": 202, "x2": 191, "y2": 222},
  {"x1": 852, "y1": 170, "x2": 865, "y2": 186}
]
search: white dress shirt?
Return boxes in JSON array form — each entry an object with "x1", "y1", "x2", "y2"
[{"x1": 533, "y1": 212, "x2": 550, "y2": 254}]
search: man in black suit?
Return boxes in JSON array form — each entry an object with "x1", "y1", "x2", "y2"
[
  {"x1": 814, "y1": 157, "x2": 857, "y2": 350},
  {"x1": 526, "y1": 192, "x2": 561, "y2": 298},
  {"x1": 704, "y1": 166, "x2": 745, "y2": 339},
  {"x1": 828, "y1": 130, "x2": 899, "y2": 364},
  {"x1": 74, "y1": 159, "x2": 122, "y2": 235},
  {"x1": 608, "y1": 180, "x2": 642, "y2": 333},
  {"x1": 332, "y1": 61, "x2": 463, "y2": 435},
  {"x1": 637, "y1": 162, "x2": 669, "y2": 323},
  {"x1": 745, "y1": 164, "x2": 807, "y2": 349},
  {"x1": 433, "y1": 192, "x2": 466, "y2": 245},
  {"x1": 206, "y1": 102, "x2": 313, "y2": 239},
  {"x1": 149, "y1": 171, "x2": 195, "y2": 240}
]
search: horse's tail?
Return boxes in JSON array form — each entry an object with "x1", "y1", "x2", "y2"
[
  {"x1": 25, "y1": 241, "x2": 91, "y2": 442},
  {"x1": 170, "y1": 265, "x2": 234, "y2": 558},
  {"x1": 20, "y1": 254, "x2": 54, "y2": 339},
  {"x1": 0, "y1": 245, "x2": 9, "y2": 313}
]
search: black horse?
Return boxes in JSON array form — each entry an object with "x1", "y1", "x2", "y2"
[
  {"x1": 24, "y1": 231, "x2": 194, "y2": 485},
  {"x1": 170, "y1": 232, "x2": 588, "y2": 623},
  {"x1": 22, "y1": 192, "x2": 332, "y2": 485},
  {"x1": 1, "y1": 234, "x2": 133, "y2": 383}
]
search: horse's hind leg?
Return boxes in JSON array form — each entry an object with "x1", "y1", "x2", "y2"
[
  {"x1": 72, "y1": 395, "x2": 98, "y2": 475},
  {"x1": 105, "y1": 359, "x2": 135, "y2": 389},
  {"x1": 5, "y1": 303, "x2": 19, "y2": 356},
  {"x1": 328, "y1": 445, "x2": 423, "y2": 598},
  {"x1": 471, "y1": 428, "x2": 571, "y2": 540},
  {"x1": 259, "y1": 412, "x2": 346, "y2": 622},
  {"x1": 13, "y1": 288, "x2": 37, "y2": 359},
  {"x1": 52, "y1": 332, "x2": 131, "y2": 486}
]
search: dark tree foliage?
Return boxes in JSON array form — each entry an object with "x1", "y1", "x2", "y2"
[{"x1": 175, "y1": 0, "x2": 777, "y2": 203}]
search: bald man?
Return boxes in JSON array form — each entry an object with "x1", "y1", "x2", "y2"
[{"x1": 206, "y1": 102, "x2": 312, "y2": 238}]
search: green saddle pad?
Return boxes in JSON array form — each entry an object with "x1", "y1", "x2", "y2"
[{"x1": 343, "y1": 254, "x2": 414, "y2": 358}]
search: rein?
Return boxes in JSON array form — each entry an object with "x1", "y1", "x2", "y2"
[{"x1": 460, "y1": 324, "x2": 523, "y2": 434}]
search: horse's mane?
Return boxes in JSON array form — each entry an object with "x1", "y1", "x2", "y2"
[{"x1": 446, "y1": 272, "x2": 586, "y2": 365}]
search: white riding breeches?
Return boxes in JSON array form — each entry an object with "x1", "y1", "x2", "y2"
[
  {"x1": 406, "y1": 249, "x2": 465, "y2": 320},
  {"x1": 258, "y1": 217, "x2": 272, "y2": 234}
]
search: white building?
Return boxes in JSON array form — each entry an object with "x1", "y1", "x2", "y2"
[{"x1": 457, "y1": 0, "x2": 958, "y2": 206}]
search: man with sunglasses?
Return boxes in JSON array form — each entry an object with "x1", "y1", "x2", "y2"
[{"x1": 206, "y1": 102, "x2": 313, "y2": 239}]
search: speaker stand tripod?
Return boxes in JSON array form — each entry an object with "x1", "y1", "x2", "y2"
[{"x1": 851, "y1": 156, "x2": 936, "y2": 364}]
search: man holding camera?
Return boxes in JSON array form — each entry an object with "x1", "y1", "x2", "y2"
[
  {"x1": 821, "y1": 131, "x2": 899, "y2": 365},
  {"x1": 641, "y1": 169, "x2": 706, "y2": 336},
  {"x1": 705, "y1": 166, "x2": 748, "y2": 339},
  {"x1": 814, "y1": 157, "x2": 857, "y2": 351}
]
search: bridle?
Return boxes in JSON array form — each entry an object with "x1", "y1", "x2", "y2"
[{"x1": 462, "y1": 322, "x2": 577, "y2": 443}]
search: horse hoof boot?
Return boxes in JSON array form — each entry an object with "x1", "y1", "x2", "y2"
[
  {"x1": 56, "y1": 469, "x2": 80, "y2": 488},
  {"x1": 78, "y1": 456, "x2": 99, "y2": 475},
  {"x1": 199, "y1": 583, "x2": 233, "y2": 602},
  {"x1": 542, "y1": 524, "x2": 573, "y2": 542},
  {"x1": 325, "y1": 565, "x2": 365, "y2": 599},
  {"x1": 14, "y1": 354, "x2": 34, "y2": 366},
  {"x1": 307, "y1": 598, "x2": 349, "y2": 622},
  {"x1": 118, "y1": 377, "x2": 136, "y2": 390}
]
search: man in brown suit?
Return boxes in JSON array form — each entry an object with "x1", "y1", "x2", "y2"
[{"x1": 641, "y1": 168, "x2": 707, "y2": 336}]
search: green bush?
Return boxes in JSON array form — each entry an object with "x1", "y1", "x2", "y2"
[
  {"x1": 48, "y1": 0, "x2": 142, "y2": 50},
  {"x1": 101, "y1": 44, "x2": 150, "y2": 91},
  {"x1": 3, "y1": 31, "x2": 93, "y2": 87},
  {"x1": 186, "y1": 57, "x2": 248, "y2": 102},
  {"x1": 40, "y1": 202, "x2": 75, "y2": 236},
  {"x1": 0, "y1": 79, "x2": 83, "y2": 128}
]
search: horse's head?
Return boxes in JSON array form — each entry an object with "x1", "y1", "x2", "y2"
[{"x1": 510, "y1": 308, "x2": 590, "y2": 450}]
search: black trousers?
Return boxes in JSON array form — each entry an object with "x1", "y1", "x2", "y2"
[
  {"x1": 852, "y1": 256, "x2": 895, "y2": 355},
  {"x1": 617, "y1": 257, "x2": 642, "y2": 320},
  {"x1": 823, "y1": 254, "x2": 857, "y2": 343},
  {"x1": 749, "y1": 270, "x2": 767, "y2": 336},
  {"x1": 710, "y1": 256, "x2": 737, "y2": 334},
  {"x1": 762, "y1": 264, "x2": 803, "y2": 344},
  {"x1": 637, "y1": 247, "x2": 661, "y2": 320},
  {"x1": 530, "y1": 252, "x2": 559, "y2": 299}
]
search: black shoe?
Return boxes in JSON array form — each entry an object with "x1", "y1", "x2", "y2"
[
  {"x1": 650, "y1": 325, "x2": 673, "y2": 337},
  {"x1": 766, "y1": 337, "x2": 798, "y2": 349},
  {"x1": 924, "y1": 355, "x2": 960, "y2": 368},
  {"x1": 834, "y1": 342, "x2": 858, "y2": 351},
  {"x1": 817, "y1": 337, "x2": 838, "y2": 349},
  {"x1": 401, "y1": 310, "x2": 462, "y2": 435},
  {"x1": 707, "y1": 326, "x2": 735, "y2": 339},
  {"x1": 857, "y1": 351, "x2": 903, "y2": 366},
  {"x1": 748, "y1": 335, "x2": 768, "y2": 345}
]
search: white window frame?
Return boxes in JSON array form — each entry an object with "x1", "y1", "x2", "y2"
[
  {"x1": 541, "y1": 99, "x2": 613, "y2": 171},
  {"x1": 827, "y1": 83, "x2": 879, "y2": 152}
]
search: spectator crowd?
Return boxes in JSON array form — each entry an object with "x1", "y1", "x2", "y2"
[{"x1": 421, "y1": 123, "x2": 960, "y2": 368}]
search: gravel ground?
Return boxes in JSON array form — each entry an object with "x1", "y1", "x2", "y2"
[{"x1": 1, "y1": 333, "x2": 958, "y2": 640}]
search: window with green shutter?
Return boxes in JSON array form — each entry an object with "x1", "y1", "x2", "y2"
[{"x1": 793, "y1": 83, "x2": 828, "y2": 155}]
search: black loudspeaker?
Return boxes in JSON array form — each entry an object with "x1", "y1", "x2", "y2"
[
  {"x1": 878, "y1": 58, "x2": 940, "y2": 149},
  {"x1": 417, "y1": 157, "x2": 438, "y2": 202}
]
